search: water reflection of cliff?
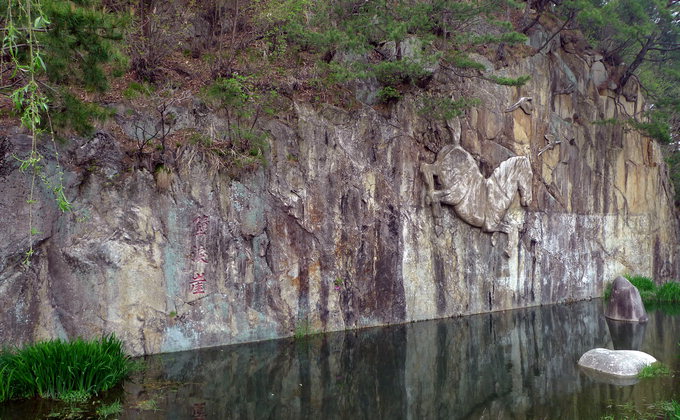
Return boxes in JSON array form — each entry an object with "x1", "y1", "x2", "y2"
[{"x1": 122, "y1": 301, "x2": 680, "y2": 419}]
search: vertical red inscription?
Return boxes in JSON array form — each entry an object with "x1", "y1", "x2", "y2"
[{"x1": 190, "y1": 215, "x2": 209, "y2": 294}]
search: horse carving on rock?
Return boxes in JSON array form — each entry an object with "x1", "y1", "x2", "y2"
[{"x1": 421, "y1": 144, "x2": 533, "y2": 256}]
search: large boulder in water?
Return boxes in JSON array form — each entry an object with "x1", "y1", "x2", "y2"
[
  {"x1": 605, "y1": 276, "x2": 649, "y2": 322},
  {"x1": 578, "y1": 348, "x2": 656, "y2": 378}
]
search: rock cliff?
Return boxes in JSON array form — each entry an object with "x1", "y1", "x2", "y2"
[{"x1": 0, "y1": 27, "x2": 678, "y2": 355}]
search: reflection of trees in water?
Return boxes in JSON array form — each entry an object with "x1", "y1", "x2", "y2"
[{"x1": 121, "y1": 301, "x2": 680, "y2": 419}]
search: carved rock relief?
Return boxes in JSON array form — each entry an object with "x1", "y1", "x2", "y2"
[{"x1": 421, "y1": 143, "x2": 533, "y2": 256}]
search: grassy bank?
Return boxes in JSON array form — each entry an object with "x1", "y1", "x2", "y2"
[
  {"x1": 0, "y1": 334, "x2": 132, "y2": 403},
  {"x1": 604, "y1": 275, "x2": 680, "y2": 304}
]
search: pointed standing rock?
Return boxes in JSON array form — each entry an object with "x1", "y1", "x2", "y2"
[{"x1": 605, "y1": 276, "x2": 649, "y2": 323}]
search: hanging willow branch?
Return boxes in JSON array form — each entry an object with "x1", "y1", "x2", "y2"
[{"x1": 2, "y1": 0, "x2": 72, "y2": 267}]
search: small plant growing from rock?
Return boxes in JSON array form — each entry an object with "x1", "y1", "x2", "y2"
[
  {"x1": 134, "y1": 399, "x2": 160, "y2": 411},
  {"x1": 377, "y1": 86, "x2": 402, "y2": 103},
  {"x1": 486, "y1": 75, "x2": 531, "y2": 86},
  {"x1": 333, "y1": 277, "x2": 345, "y2": 291},
  {"x1": 294, "y1": 318, "x2": 314, "y2": 340},
  {"x1": 96, "y1": 400, "x2": 123, "y2": 419}
]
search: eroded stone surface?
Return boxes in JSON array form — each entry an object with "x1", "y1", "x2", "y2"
[{"x1": 578, "y1": 348, "x2": 656, "y2": 378}]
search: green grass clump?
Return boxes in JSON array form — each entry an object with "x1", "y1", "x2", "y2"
[
  {"x1": 96, "y1": 400, "x2": 123, "y2": 418},
  {"x1": 0, "y1": 362, "x2": 13, "y2": 402},
  {"x1": 639, "y1": 288, "x2": 659, "y2": 304},
  {"x1": 122, "y1": 81, "x2": 155, "y2": 99},
  {"x1": 0, "y1": 334, "x2": 132, "y2": 402},
  {"x1": 626, "y1": 274, "x2": 656, "y2": 292},
  {"x1": 486, "y1": 75, "x2": 531, "y2": 86},
  {"x1": 638, "y1": 362, "x2": 671, "y2": 379},
  {"x1": 59, "y1": 390, "x2": 91, "y2": 404},
  {"x1": 601, "y1": 399, "x2": 680, "y2": 419},
  {"x1": 376, "y1": 86, "x2": 401, "y2": 103},
  {"x1": 134, "y1": 399, "x2": 159, "y2": 411},
  {"x1": 648, "y1": 400, "x2": 680, "y2": 417},
  {"x1": 657, "y1": 281, "x2": 680, "y2": 302}
]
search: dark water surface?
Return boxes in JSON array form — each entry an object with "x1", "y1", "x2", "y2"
[{"x1": 2, "y1": 300, "x2": 679, "y2": 419}]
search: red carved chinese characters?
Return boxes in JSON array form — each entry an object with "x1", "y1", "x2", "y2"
[
  {"x1": 193, "y1": 215, "x2": 209, "y2": 236},
  {"x1": 191, "y1": 245, "x2": 208, "y2": 264},
  {"x1": 189, "y1": 273, "x2": 206, "y2": 294},
  {"x1": 190, "y1": 215, "x2": 209, "y2": 295}
]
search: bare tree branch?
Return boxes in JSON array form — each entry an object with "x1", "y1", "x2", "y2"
[
  {"x1": 537, "y1": 11, "x2": 575, "y2": 53},
  {"x1": 617, "y1": 34, "x2": 658, "y2": 93}
]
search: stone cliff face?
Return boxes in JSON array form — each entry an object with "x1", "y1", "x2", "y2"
[{"x1": 1, "y1": 28, "x2": 678, "y2": 355}]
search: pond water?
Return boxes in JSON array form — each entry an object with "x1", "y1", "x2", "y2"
[{"x1": 2, "y1": 299, "x2": 679, "y2": 419}]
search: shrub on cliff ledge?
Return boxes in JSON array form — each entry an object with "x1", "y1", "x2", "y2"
[
  {"x1": 255, "y1": 0, "x2": 528, "y2": 100},
  {"x1": 0, "y1": 334, "x2": 132, "y2": 403}
]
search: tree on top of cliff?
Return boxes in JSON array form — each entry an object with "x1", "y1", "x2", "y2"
[
  {"x1": 523, "y1": 0, "x2": 679, "y2": 144},
  {"x1": 534, "y1": 0, "x2": 679, "y2": 143},
  {"x1": 578, "y1": 0, "x2": 680, "y2": 95},
  {"x1": 253, "y1": 0, "x2": 531, "y2": 101},
  {"x1": 574, "y1": 0, "x2": 680, "y2": 202}
]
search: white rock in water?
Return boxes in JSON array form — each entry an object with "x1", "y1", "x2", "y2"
[{"x1": 578, "y1": 348, "x2": 656, "y2": 378}]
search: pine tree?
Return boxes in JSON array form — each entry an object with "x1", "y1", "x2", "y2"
[
  {"x1": 254, "y1": 0, "x2": 530, "y2": 100},
  {"x1": 1, "y1": 0, "x2": 127, "y2": 135}
]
